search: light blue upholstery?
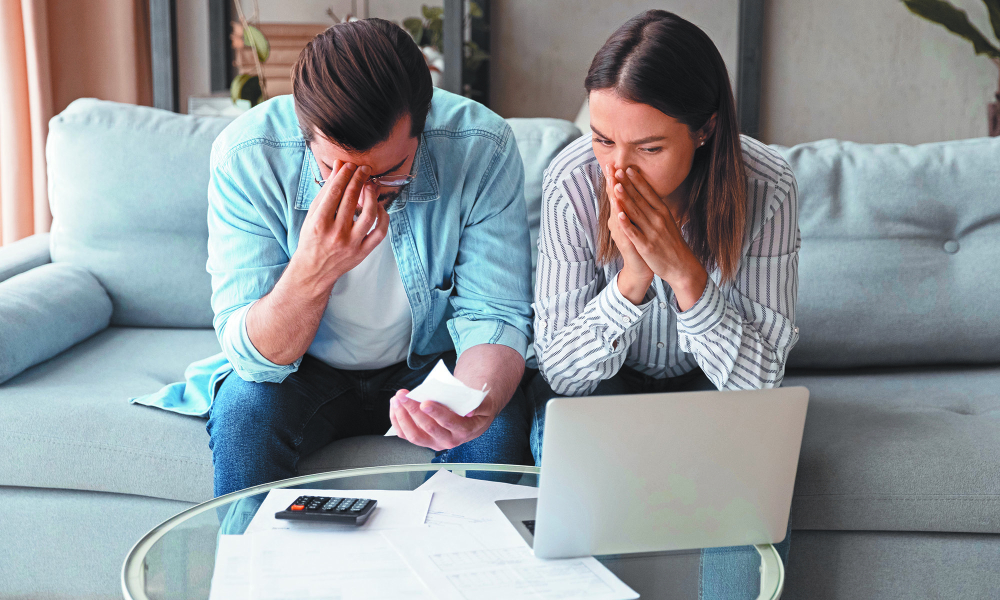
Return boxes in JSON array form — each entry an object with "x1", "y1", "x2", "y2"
[
  {"x1": 46, "y1": 99, "x2": 230, "y2": 328},
  {"x1": 0, "y1": 232, "x2": 49, "y2": 282},
  {"x1": 506, "y1": 118, "x2": 582, "y2": 275},
  {"x1": 0, "y1": 263, "x2": 111, "y2": 384},
  {"x1": 778, "y1": 137, "x2": 1000, "y2": 368}
]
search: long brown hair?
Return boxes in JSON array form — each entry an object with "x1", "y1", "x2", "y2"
[{"x1": 587, "y1": 10, "x2": 746, "y2": 282}]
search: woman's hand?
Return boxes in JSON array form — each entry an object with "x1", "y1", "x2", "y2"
[
  {"x1": 613, "y1": 166, "x2": 709, "y2": 312},
  {"x1": 605, "y1": 164, "x2": 653, "y2": 305}
]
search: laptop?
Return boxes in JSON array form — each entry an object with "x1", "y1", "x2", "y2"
[{"x1": 496, "y1": 387, "x2": 809, "y2": 559}]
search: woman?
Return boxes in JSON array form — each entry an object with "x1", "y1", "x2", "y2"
[{"x1": 528, "y1": 10, "x2": 800, "y2": 599}]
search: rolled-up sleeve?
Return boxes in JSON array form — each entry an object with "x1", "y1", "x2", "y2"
[
  {"x1": 674, "y1": 172, "x2": 800, "y2": 390},
  {"x1": 446, "y1": 126, "x2": 534, "y2": 360},
  {"x1": 207, "y1": 158, "x2": 299, "y2": 383}
]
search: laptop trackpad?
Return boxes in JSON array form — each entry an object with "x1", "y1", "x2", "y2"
[{"x1": 495, "y1": 498, "x2": 538, "y2": 548}]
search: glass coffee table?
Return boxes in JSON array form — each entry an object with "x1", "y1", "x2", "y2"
[{"x1": 121, "y1": 464, "x2": 783, "y2": 600}]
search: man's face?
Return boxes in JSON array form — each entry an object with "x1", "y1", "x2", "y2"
[{"x1": 309, "y1": 114, "x2": 420, "y2": 211}]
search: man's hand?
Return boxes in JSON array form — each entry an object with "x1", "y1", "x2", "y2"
[
  {"x1": 287, "y1": 161, "x2": 389, "y2": 295},
  {"x1": 244, "y1": 161, "x2": 389, "y2": 366},
  {"x1": 387, "y1": 344, "x2": 525, "y2": 452},
  {"x1": 388, "y1": 389, "x2": 498, "y2": 451}
]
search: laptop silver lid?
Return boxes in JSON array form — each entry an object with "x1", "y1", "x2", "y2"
[{"x1": 532, "y1": 387, "x2": 808, "y2": 559}]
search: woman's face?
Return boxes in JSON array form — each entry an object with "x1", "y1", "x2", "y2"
[{"x1": 589, "y1": 89, "x2": 701, "y2": 205}]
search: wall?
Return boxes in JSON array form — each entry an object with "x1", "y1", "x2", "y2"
[
  {"x1": 761, "y1": 0, "x2": 1000, "y2": 145},
  {"x1": 489, "y1": 1, "x2": 738, "y2": 121},
  {"x1": 177, "y1": 0, "x2": 210, "y2": 113},
  {"x1": 174, "y1": 0, "x2": 999, "y2": 144}
]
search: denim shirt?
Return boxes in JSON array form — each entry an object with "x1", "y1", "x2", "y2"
[{"x1": 131, "y1": 89, "x2": 533, "y2": 417}]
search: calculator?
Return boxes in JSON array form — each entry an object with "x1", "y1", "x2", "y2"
[{"x1": 274, "y1": 495, "x2": 377, "y2": 525}]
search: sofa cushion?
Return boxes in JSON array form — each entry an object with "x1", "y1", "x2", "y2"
[
  {"x1": 0, "y1": 327, "x2": 432, "y2": 503},
  {"x1": 0, "y1": 263, "x2": 112, "y2": 384},
  {"x1": 785, "y1": 366, "x2": 1000, "y2": 534},
  {"x1": 46, "y1": 100, "x2": 579, "y2": 330},
  {"x1": 506, "y1": 118, "x2": 582, "y2": 278},
  {"x1": 777, "y1": 137, "x2": 1000, "y2": 368},
  {"x1": 47, "y1": 99, "x2": 230, "y2": 328}
]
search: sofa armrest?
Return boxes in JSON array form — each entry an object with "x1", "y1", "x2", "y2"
[
  {"x1": 0, "y1": 263, "x2": 111, "y2": 384},
  {"x1": 0, "y1": 233, "x2": 51, "y2": 283}
]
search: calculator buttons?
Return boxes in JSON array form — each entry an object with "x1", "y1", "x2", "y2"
[
  {"x1": 337, "y1": 499, "x2": 356, "y2": 511},
  {"x1": 350, "y1": 499, "x2": 369, "y2": 512}
]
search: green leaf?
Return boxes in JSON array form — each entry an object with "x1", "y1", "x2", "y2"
[
  {"x1": 427, "y1": 18, "x2": 443, "y2": 50},
  {"x1": 982, "y1": 0, "x2": 1000, "y2": 42},
  {"x1": 242, "y1": 24, "x2": 270, "y2": 63},
  {"x1": 903, "y1": 0, "x2": 1000, "y2": 58},
  {"x1": 230, "y1": 73, "x2": 264, "y2": 107},
  {"x1": 422, "y1": 5, "x2": 443, "y2": 21},
  {"x1": 402, "y1": 17, "x2": 424, "y2": 43},
  {"x1": 468, "y1": 1, "x2": 484, "y2": 18}
]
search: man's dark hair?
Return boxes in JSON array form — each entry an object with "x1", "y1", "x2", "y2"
[{"x1": 292, "y1": 18, "x2": 433, "y2": 153}]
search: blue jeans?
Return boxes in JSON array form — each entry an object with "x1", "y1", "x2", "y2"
[
  {"x1": 207, "y1": 352, "x2": 532, "y2": 497},
  {"x1": 524, "y1": 368, "x2": 792, "y2": 600}
]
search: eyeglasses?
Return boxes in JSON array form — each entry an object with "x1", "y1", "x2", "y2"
[{"x1": 313, "y1": 172, "x2": 415, "y2": 189}]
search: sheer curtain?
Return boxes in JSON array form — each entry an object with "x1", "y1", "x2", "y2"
[{"x1": 0, "y1": 0, "x2": 151, "y2": 246}]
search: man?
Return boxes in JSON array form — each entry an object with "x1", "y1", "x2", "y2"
[{"x1": 204, "y1": 19, "x2": 533, "y2": 497}]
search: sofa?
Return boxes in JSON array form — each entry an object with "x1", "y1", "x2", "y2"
[{"x1": 0, "y1": 99, "x2": 997, "y2": 599}]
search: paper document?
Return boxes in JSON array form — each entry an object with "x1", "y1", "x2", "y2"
[
  {"x1": 386, "y1": 360, "x2": 489, "y2": 436},
  {"x1": 417, "y1": 469, "x2": 539, "y2": 527},
  {"x1": 243, "y1": 489, "x2": 432, "y2": 536},
  {"x1": 383, "y1": 522, "x2": 639, "y2": 600},
  {"x1": 209, "y1": 535, "x2": 252, "y2": 600},
  {"x1": 249, "y1": 528, "x2": 434, "y2": 600}
]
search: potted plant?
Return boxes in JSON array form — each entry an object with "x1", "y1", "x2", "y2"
[
  {"x1": 230, "y1": 0, "x2": 270, "y2": 108},
  {"x1": 903, "y1": 0, "x2": 1000, "y2": 136},
  {"x1": 402, "y1": 4, "x2": 489, "y2": 98}
]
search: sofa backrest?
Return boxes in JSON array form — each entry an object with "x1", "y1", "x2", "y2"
[
  {"x1": 47, "y1": 99, "x2": 229, "y2": 327},
  {"x1": 778, "y1": 137, "x2": 1000, "y2": 368},
  {"x1": 46, "y1": 99, "x2": 580, "y2": 328}
]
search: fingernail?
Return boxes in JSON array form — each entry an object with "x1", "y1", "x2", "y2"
[
  {"x1": 345, "y1": 162, "x2": 356, "y2": 169},
  {"x1": 626, "y1": 167, "x2": 635, "y2": 177},
  {"x1": 390, "y1": 396, "x2": 398, "y2": 407},
  {"x1": 615, "y1": 183, "x2": 624, "y2": 193},
  {"x1": 360, "y1": 165, "x2": 371, "y2": 175},
  {"x1": 421, "y1": 403, "x2": 432, "y2": 413}
]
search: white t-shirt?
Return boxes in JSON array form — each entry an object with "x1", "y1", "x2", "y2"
[{"x1": 307, "y1": 238, "x2": 413, "y2": 370}]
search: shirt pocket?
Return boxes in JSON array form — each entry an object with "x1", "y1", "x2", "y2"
[{"x1": 428, "y1": 281, "x2": 455, "y2": 333}]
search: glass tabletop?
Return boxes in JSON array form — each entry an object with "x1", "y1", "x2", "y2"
[{"x1": 121, "y1": 464, "x2": 783, "y2": 600}]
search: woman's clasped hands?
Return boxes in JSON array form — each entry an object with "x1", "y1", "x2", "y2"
[{"x1": 605, "y1": 163, "x2": 709, "y2": 312}]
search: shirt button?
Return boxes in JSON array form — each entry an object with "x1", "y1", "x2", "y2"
[
  {"x1": 656, "y1": 342, "x2": 665, "y2": 349},
  {"x1": 623, "y1": 316, "x2": 632, "y2": 324},
  {"x1": 659, "y1": 302, "x2": 667, "y2": 309}
]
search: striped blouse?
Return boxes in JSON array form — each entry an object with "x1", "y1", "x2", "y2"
[{"x1": 533, "y1": 134, "x2": 800, "y2": 396}]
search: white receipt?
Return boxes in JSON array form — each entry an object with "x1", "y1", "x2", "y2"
[{"x1": 385, "y1": 360, "x2": 489, "y2": 436}]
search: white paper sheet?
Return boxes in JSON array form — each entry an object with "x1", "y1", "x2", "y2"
[
  {"x1": 385, "y1": 360, "x2": 489, "y2": 436},
  {"x1": 243, "y1": 489, "x2": 433, "y2": 536},
  {"x1": 249, "y1": 528, "x2": 434, "y2": 600},
  {"x1": 209, "y1": 535, "x2": 251, "y2": 600},
  {"x1": 416, "y1": 469, "x2": 539, "y2": 527},
  {"x1": 382, "y1": 522, "x2": 639, "y2": 600}
]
